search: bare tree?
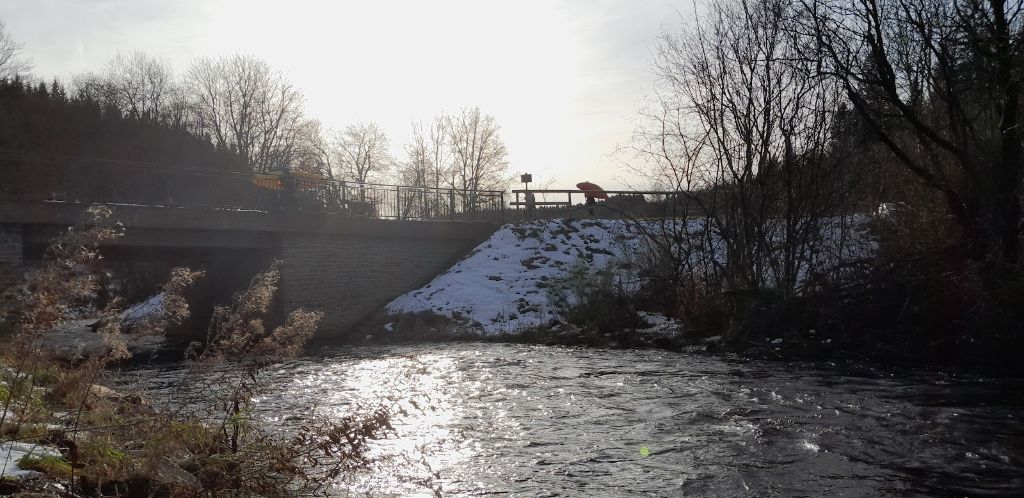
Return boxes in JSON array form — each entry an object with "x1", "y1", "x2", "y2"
[
  {"x1": 104, "y1": 51, "x2": 176, "y2": 121},
  {"x1": 162, "y1": 81, "x2": 198, "y2": 132},
  {"x1": 71, "y1": 71, "x2": 118, "y2": 110},
  {"x1": 399, "y1": 118, "x2": 451, "y2": 186},
  {"x1": 396, "y1": 122, "x2": 431, "y2": 218},
  {"x1": 400, "y1": 121, "x2": 432, "y2": 188},
  {"x1": 0, "y1": 19, "x2": 30, "y2": 80},
  {"x1": 446, "y1": 107, "x2": 510, "y2": 205},
  {"x1": 394, "y1": 110, "x2": 507, "y2": 216},
  {"x1": 395, "y1": 118, "x2": 455, "y2": 218},
  {"x1": 333, "y1": 122, "x2": 392, "y2": 184},
  {"x1": 427, "y1": 116, "x2": 451, "y2": 189},
  {"x1": 638, "y1": 0, "x2": 855, "y2": 298},
  {"x1": 799, "y1": 0, "x2": 1024, "y2": 265},
  {"x1": 186, "y1": 54, "x2": 308, "y2": 172},
  {"x1": 294, "y1": 120, "x2": 336, "y2": 179},
  {"x1": 71, "y1": 52, "x2": 184, "y2": 126}
]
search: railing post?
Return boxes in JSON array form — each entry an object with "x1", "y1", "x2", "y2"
[
  {"x1": 341, "y1": 180, "x2": 347, "y2": 207},
  {"x1": 500, "y1": 192, "x2": 505, "y2": 223},
  {"x1": 449, "y1": 190, "x2": 456, "y2": 221},
  {"x1": 396, "y1": 186, "x2": 401, "y2": 220},
  {"x1": 568, "y1": 192, "x2": 572, "y2": 221}
]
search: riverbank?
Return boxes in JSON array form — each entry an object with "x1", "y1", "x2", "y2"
[
  {"x1": 361, "y1": 217, "x2": 1020, "y2": 375},
  {"x1": 343, "y1": 307, "x2": 1024, "y2": 377}
]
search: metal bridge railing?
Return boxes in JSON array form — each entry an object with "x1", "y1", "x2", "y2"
[
  {"x1": 510, "y1": 189, "x2": 708, "y2": 221},
  {"x1": 0, "y1": 153, "x2": 505, "y2": 222}
]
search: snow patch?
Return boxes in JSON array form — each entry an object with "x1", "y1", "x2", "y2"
[
  {"x1": 0, "y1": 442, "x2": 61, "y2": 478},
  {"x1": 122, "y1": 293, "x2": 164, "y2": 324},
  {"x1": 387, "y1": 219, "x2": 657, "y2": 334},
  {"x1": 637, "y1": 311, "x2": 682, "y2": 337}
]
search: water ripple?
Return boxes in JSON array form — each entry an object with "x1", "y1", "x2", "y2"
[{"x1": 123, "y1": 343, "x2": 1024, "y2": 497}]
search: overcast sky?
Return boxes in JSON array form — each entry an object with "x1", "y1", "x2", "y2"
[{"x1": 1, "y1": 0, "x2": 689, "y2": 189}]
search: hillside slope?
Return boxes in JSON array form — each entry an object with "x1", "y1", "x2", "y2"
[
  {"x1": 386, "y1": 215, "x2": 874, "y2": 336},
  {"x1": 386, "y1": 219, "x2": 651, "y2": 334}
]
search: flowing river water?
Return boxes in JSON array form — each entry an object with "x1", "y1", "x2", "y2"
[{"x1": 121, "y1": 343, "x2": 1023, "y2": 496}]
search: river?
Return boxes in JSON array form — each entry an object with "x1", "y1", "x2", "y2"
[{"x1": 120, "y1": 343, "x2": 1023, "y2": 497}]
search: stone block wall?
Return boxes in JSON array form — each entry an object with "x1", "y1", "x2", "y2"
[
  {"x1": 279, "y1": 233, "x2": 487, "y2": 336},
  {"x1": 0, "y1": 223, "x2": 23, "y2": 291}
]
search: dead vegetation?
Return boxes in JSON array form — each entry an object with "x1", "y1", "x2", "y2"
[{"x1": 0, "y1": 206, "x2": 393, "y2": 497}]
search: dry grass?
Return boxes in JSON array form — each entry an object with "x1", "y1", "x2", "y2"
[{"x1": 0, "y1": 205, "x2": 394, "y2": 497}]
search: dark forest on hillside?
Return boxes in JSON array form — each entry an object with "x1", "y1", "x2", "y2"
[{"x1": 0, "y1": 77, "x2": 245, "y2": 169}]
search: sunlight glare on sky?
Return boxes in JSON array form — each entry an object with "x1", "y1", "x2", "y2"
[{"x1": 1, "y1": 0, "x2": 690, "y2": 188}]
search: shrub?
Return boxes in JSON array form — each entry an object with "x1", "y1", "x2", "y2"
[
  {"x1": 0, "y1": 207, "x2": 395, "y2": 496},
  {"x1": 550, "y1": 264, "x2": 648, "y2": 334},
  {"x1": 17, "y1": 454, "x2": 73, "y2": 478}
]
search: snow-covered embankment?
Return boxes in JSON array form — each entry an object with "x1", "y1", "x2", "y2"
[
  {"x1": 385, "y1": 219, "x2": 671, "y2": 335},
  {"x1": 384, "y1": 215, "x2": 874, "y2": 339}
]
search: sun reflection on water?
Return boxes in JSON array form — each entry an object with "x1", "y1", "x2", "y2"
[
  {"x1": 277, "y1": 353, "x2": 494, "y2": 495},
  {"x1": 122, "y1": 344, "x2": 1024, "y2": 497}
]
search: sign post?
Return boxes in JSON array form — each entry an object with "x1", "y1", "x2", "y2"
[{"x1": 520, "y1": 173, "x2": 534, "y2": 220}]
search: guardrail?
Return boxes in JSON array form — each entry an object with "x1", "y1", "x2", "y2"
[
  {"x1": 0, "y1": 153, "x2": 505, "y2": 222},
  {"x1": 510, "y1": 189, "x2": 708, "y2": 221}
]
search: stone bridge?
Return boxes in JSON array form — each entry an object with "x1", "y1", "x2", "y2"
[{"x1": 0, "y1": 199, "x2": 498, "y2": 337}]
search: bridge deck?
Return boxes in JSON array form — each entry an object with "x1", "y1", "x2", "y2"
[{"x1": 0, "y1": 199, "x2": 499, "y2": 249}]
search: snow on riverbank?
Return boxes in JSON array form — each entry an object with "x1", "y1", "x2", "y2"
[
  {"x1": 122, "y1": 293, "x2": 165, "y2": 324},
  {"x1": 385, "y1": 217, "x2": 874, "y2": 336},
  {"x1": 0, "y1": 442, "x2": 60, "y2": 478},
  {"x1": 386, "y1": 219, "x2": 655, "y2": 334}
]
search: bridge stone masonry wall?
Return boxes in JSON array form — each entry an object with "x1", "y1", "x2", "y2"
[{"x1": 278, "y1": 221, "x2": 497, "y2": 337}]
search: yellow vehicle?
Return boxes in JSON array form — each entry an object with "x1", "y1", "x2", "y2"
[
  {"x1": 248, "y1": 169, "x2": 379, "y2": 214},
  {"x1": 251, "y1": 170, "x2": 329, "y2": 191}
]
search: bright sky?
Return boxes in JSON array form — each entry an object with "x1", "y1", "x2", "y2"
[{"x1": 1, "y1": 0, "x2": 689, "y2": 189}]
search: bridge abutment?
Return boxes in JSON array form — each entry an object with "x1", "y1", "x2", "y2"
[{"x1": 279, "y1": 225, "x2": 493, "y2": 336}]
